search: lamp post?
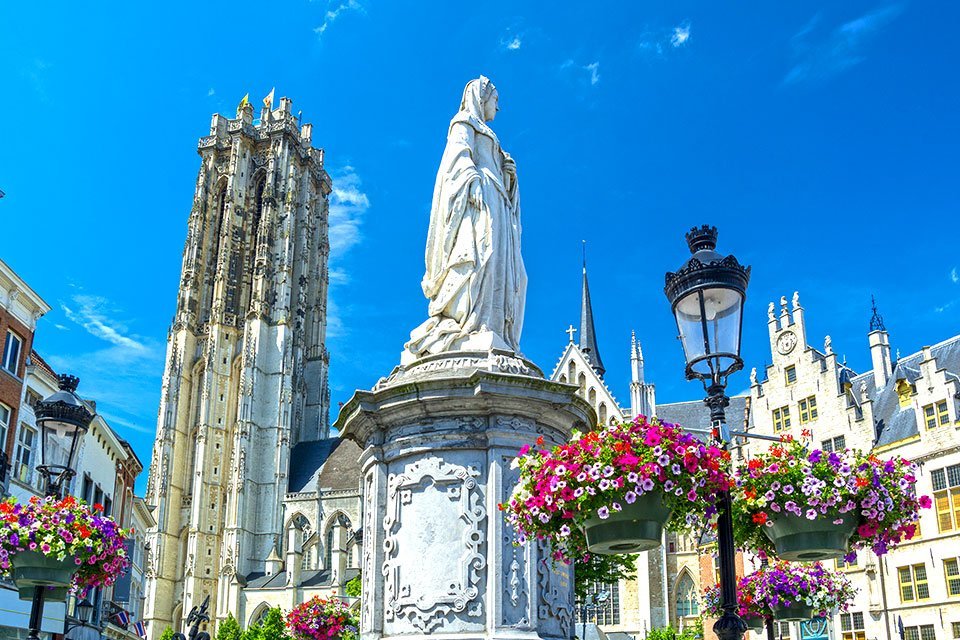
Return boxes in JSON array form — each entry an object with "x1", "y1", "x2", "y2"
[
  {"x1": 576, "y1": 590, "x2": 609, "y2": 640},
  {"x1": 27, "y1": 374, "x2": 96, "y2": 640},
  {"x1": 64, "y1": 597, "x2": 97, "y2": 637},
  {"x1": 665, "y1": 225, "x2": 750, "y2": 640}
]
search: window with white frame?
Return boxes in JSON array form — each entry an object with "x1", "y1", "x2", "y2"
[
  {"x1": 2, "y1": 331, "x2": 22, "y2": 375},
  {"x1": 0, "y1": 403, "x2": 9, "y2": 451},
  {"x1": 14, "y1": 424, "x2": 36, "y2": 484}
]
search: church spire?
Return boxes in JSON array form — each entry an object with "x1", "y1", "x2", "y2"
[{"x1": 579, "y1": 242, "x2": 605, "y2": 377}]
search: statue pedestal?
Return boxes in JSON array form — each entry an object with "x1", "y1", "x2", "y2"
[{"x1": 335, "y1": 351, "x2": 593, "y2": 640}]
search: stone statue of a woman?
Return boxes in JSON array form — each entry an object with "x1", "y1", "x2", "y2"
[{"x1": 402, "y1": 76, "x2": 527, "y2": 364}]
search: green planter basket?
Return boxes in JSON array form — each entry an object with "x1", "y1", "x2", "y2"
[
  {"x1": 17, "y1": 585, "x2": 69, "y2": 602},
  {"x1": 772, "y1": 602, "x2": 815, "y2": 621},
  {"x1": 11, "y1": 550, "x2": 78, "y2": 601},
  {"x1": 763, "y1": 510, "x2": 858, "y2": 561},
  {"x1": 583, "y1": 490, "x2": 672, "y2": 554},
  {"x1": 745, "y1": 617, "x2": 766, "y2": 633}
]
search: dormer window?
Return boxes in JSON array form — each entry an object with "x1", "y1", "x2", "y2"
[
  {"x1": 896, "y1": 380, "x2": 915, "y2": 408},
  {"x1": 784, "y1": 365, "x2": 797, "y2": 385}
]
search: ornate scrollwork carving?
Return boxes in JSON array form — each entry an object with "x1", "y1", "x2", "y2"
[{"x1": 382, "y1": 457, "x2": 486, "y2": 632}]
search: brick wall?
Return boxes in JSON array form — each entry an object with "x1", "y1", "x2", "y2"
[{"x1": 0, "y1": 307, "x2": 34, "y2": 460}]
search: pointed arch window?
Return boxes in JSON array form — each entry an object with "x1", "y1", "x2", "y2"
[
  {"x1": 252, "y1": 175, "x2": 266, "y2": 246},
  {"x1": 324, "y1": 528, "x2": 334, "y2": 570},
  {"x1": 567, "y1": 360, "x2": 576, "y2": 383},
  {"x1": 676, "y1": 572, "x2": 698, "y2": 617},
  {"x1": 578, "y1": 373, "x2": 586, "y2": 395},
  {"x1": 598, "y1": 402, "x2": 607, "y2": 425}
]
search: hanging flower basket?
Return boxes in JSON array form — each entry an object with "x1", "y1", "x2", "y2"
[
  {"x1": 0, "y1": 496, "x2": 131, "y2": 600},
  {"x1": 733, "y1": 437, "x2": 930, "y2": 561},
  {"x1": 703, "y1": 562, "x2": 854, "y2": 627},
  {"x1": 753, "y1": 561, "x2": 855, "y2": 621},
  {"x1": 11, "y1": 550, "x2": 77, "y2": 592},
  {"x1": 745, "y1": 616, "x2": 766, "y2": 633},
  {"x1": 702, "y1": 577, "x2": 768, "y2": 631},
  {"x1": 763, "y1": 509, "x2": 858, "y2": 561},
  {"x1": 582, "y1": 488, "x2": 672, "y2": 553},
  {"x1": 771, "y1": 601, "x2": 815, "y2": 621},
  {"x1": 500, "y1": 416, "x2": 732, "y2": 563},
  {"x1": 286, "y1": 596, "x2": 359, "y2": 640}
]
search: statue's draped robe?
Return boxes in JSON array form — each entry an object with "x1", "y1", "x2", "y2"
[{"x1": 404, "y1": 81, "x2": 526, "y2": 359}]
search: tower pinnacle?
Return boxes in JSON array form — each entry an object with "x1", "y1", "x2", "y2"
[{"x1": 579, "y1": 243, "x2": 605, "y2": 377}]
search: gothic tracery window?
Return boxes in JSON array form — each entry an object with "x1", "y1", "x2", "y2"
[{"x1": 676, "y1": 572, "x2": 699, "y2": 617}]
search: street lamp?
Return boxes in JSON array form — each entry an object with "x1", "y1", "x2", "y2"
[
  {"x1": 577, "y1": 590, "x2": 609, "y2": 640},
  {"x1": 665, "y1": 225, "x2": 750, "y2": 640},
  {"x1": 26, "y1": 374, "x2": 96, "y2": 640},
  {"x1": 35, "y1": 374, "x2": 95, "y2": 499}
]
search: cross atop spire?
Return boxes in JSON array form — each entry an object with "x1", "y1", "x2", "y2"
[
  {"x1": 565, "y1": 324, "x2": 577, "y2": 343},
  {"x1": 579, "y1": 242, "x2": 605, "y2": 377}
]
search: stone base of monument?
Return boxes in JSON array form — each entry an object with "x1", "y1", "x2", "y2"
[{"x1": 336, "y1": 351, "x2": 593, "y2": 640}]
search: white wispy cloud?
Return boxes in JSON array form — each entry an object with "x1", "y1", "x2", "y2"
[
  {"x1": 784, "y1": 4, "x2": 903, "y2": 85},
  {"x1": 671, "y1": 23, "x2": 691, "y2": 47},
  {"x1": 50, "y1": 293, "x2": 164, "y2": 439},
  {"x1": 504, "y1": 36, "x2": 522, "y2": 51},
  {"x1": 585, "y1": 62, "x2": 600, "y2": 85},
  {"x1": 637, "y1": 23, "x2": 692, "y2": 57},
  {"x1": 207, "y1": 88, "x2": 216, "y2": 97},
  {"x1": 328, "y1": 167, "x2": 370, "y2": 256},
  {"x1": 951, "y1": 267, "x2": 958, "y2": 283},
  {"x1": 561, "y1": 59, "x2": 601, "y2": 87},
  {"x1": 315, "y1": 0, "x2": 363, "y2": 38},
  {"x1": 61, "y1": 295, "x2": 150, "y2": 355}
]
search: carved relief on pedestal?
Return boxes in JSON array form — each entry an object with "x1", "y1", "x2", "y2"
[
  {"x1": 382, "y1": 456, "x2": 486, "y2": 632},
  {"x1": 501, "y1": 456, "x2": 530, "y2": 628},
  {"x1": 537, "y1": 540, "x2": 573, "y2": 638}
]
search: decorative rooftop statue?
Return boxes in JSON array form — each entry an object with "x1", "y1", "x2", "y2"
[{"x1": 403, "y1": 76, "x2": 526, "y2": 363}]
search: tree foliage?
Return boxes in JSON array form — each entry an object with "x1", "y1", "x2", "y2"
[
  {"x1": 243, "y1": 608, "x2": 288, "y2": 640},
  {"x1": 344, "y1": 573, "x2": 362, "y2": 598},
  {"x1": 574, "y1": 553, "x2": 637, "y2": 599},
  {"x1": 645, "y1": 626, "x2": 701, "y2": 640},
  {"x1": 217, "y1": 613, "x2": 242, "y2": 640},
  {"x1": 160, "y1": 627, "x2": 175, "y2": 640}
]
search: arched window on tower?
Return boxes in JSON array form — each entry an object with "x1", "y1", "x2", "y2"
[
  {"x1": 213, "y1": 182, "x2": 228, "y2": 267},
  {"x1": 568, "y1": 361, "x2": 576, "y2": 384},
  {"x1": 598, "y1": 402, "x2": 607, "y2": 424},
  {"x1": 676, "y1": 572, "x2": 699, "y2": 617},
  {"x1": 324, "y1": 527, "x2": 335, "y2": 570},
  {"x1": 253, "y1": 175, "x2": 266, "y2": 246},
  {"x1": 588, "y1": 387, "x2": 597, "y2": 406},
  {"x1": 578, "y1": 373, "x2": 586, "y2": 396}
]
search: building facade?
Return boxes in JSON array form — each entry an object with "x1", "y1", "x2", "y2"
[
  {"x1": 143, "y1": 95, "x2": 368, "y2": 639},
  {"x1": 744, "y1": 293, "x2": 960, "y2": 640}
]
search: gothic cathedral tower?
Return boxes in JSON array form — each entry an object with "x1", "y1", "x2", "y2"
[{"x1": 143, "y1": 96, "x2": 332, "y2": 636}]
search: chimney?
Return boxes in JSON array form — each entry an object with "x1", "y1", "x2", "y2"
[{"x1": 868, "y1": 296, "x2": 892, "y2": 388}]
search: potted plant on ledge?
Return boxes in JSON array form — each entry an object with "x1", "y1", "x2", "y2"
[
  {"x1": 501, "y1": 415, "x2": 732, "y2": 562},
  {"x1": 732, "y1": 437, "x2": 929, "y2": 561},
  {"x1": 0, "y1": 495, "x2": 130, "y2": 600}
]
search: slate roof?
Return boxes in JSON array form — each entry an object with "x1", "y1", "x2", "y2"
[
  {"x1": 244, "y1": 567, "x2": 360, "y2": 590},
  {"x1": 288, "y1": 437, "x2": 362, "y2": 494},
  {"x1": 655, "y1": 395, "x2": 751, "y2": 438},
  {"x1": 867, "y1": 335, "x2": 960, "y2": 447}
]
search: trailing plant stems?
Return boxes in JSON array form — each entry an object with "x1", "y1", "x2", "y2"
[
  {"x1": 26, "y1": 468, "x2": 67, "y2": 640},
  {"x1": 705, "y1": 384, "x2": 747, "y2": 640}
]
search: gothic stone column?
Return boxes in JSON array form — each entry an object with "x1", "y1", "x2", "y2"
[{"x1": 336, "y1": 351, "x2": 592, "y2": 640}]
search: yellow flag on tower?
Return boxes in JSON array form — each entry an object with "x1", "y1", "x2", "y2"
[
  {"x1": 238, "y1": 93, "x2": 250, "y2": 109},
  {"x1": 263, "y1": 88, "x2": 275, "y2": 108}
]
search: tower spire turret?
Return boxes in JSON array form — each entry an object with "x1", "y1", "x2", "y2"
[{"x1": 579, "y1": 242, "x2": 605, "y2": 377}]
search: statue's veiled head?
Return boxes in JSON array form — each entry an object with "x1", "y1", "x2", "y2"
[{"x1": 460, "y1": 76, "x2": 499, "y2": 123}]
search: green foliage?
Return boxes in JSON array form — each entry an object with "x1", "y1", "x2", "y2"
[
  {"x1": 159, "y1": 627, "x2": 175, "y2": 640},
  {"x1": 243, "y1": 608, "x2": 288, "y2": 640},
  {"x1": 344, "y1": 573, "x2": 362, "y2": 598},
  {"x1": 574, "y1": 553, "x2": 636, "y2": 599},
  {"x1": 645, "y1": 626, "x2": 700, "y2": 640},
  {"x1": 217, "y1": 613, "x2": 242, "y2": 640}
]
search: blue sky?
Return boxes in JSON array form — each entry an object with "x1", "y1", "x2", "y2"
[{"x1": 2, "y1": 2, "x2": 958, "y2": 491}]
